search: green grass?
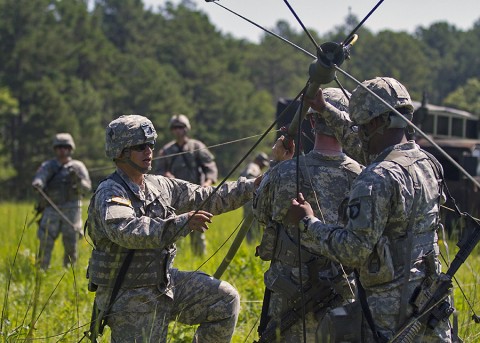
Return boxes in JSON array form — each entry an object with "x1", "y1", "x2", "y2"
[{"x1": 0, "y1": 201, "x2": 479, "y2": 342}]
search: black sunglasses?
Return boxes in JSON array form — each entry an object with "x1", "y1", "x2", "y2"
[{"x1": 130, "y1": 142, "x2": 155, "y2": 152}]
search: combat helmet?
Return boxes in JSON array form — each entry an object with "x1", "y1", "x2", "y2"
[
  {"x1": 105, "y1": 115, "x2": 157, "y2": 160},
  {"x1": 307, "y1": 87, "x2": 350, "y2": 136},
  {"x1": 349, "y1": 77, "x2": 414, "y2": 128},
  {"x1": 53, "y1": 133, "x2": 75, "y2": 150},
  {"x1": 169, "y1": 114, "x2": 191, "y2": 131}
]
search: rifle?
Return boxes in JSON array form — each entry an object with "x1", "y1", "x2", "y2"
[
  {"x1": 255, "y1": 281, "x2": 340, "y2": 343},
  {"x1": 389, "y1": 213, "x2": 480, "y2": 343}
]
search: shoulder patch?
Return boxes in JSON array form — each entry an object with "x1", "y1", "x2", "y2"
[{"x1": 107, "y1": 196, "x2": 132, "y2": 207}]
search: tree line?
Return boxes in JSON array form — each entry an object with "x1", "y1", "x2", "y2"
[{"x1": 0, "y1": 0, "x2": 479, "y2": 199}]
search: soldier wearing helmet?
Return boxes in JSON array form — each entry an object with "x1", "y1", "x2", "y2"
[
  {"x1": 253, "y1": 88, "x2": 363, "y2": 342},
  {"x1": 31, "y1": 133, "x2": 91, "y2": 270},
  {"x1": 86, "y1": 114, "x2": 259, "y2": 343},
  {"x1": 287, "y1": 78, "x2": 452, "y2": 342},
  {"x1": 155, "y1": 113, "x2": 218, "y2": 256}
]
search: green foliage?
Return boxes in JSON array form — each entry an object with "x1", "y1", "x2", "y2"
[
  {"x1": 1, "y1": 202, "x2": 480, "y2": 342},
  {"x1": 0, "y1": 0, "x2": 478, "y2": 199},
  {"x1": 444, "y1": 78, "x2": 480, "y2": 116}
]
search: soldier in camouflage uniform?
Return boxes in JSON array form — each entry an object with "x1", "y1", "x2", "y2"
[
  {"x1": 253, "y1": 88, "x2": 363, "y2": 342},
  {"x1": 287, "y1": 78, "x2": 453, "y2": 342},
  {"x1": 32, "y1": 133, "x2": 91, "y2": 270},
  {"x1": 155, "y1": 114, "x2": 218, "y2": 256},
  {"x1": 239, "y1": 152, "x2": 269, "y2": 243},
  {"x1": 86, "y1": 115, "x2": 256, "y2": 343}
]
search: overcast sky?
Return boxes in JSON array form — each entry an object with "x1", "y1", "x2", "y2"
[{"x1": 144, "y1": 0, "x2": 479, "y2": 43}]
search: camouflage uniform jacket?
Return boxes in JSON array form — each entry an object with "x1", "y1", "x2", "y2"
[
  {"x1": 253, "y1": 150, "x2": 363, "y2": 298},
  {"x1": 87, "y1": 168, "x2": 254, "y2": 298},
  {"x1": 303, "y1": 141, "x2": 451, "y2": 341},
  {"x1": 156, "y1": 138, "x2": 218, "y2": 184},
  {"x1": 32, "y1": 158, "x2": 91, "y2": 208}
]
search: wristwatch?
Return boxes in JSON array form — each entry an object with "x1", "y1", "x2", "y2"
[{"x1": 300, "y1": 216, "x2": 312, "y2": 233}]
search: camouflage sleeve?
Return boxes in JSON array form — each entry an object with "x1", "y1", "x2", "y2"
[
  {"x1": 31, "y1": 160, "x2": 55, "y2": 188},
  {"x1": 94, "y1": 181, "x2": 191, "y2": 249},
  {"x1": 321, "y1": 103, "x2": 366, "y2": 165},
  {"x1": 195, "y1": 141, "x2": 218, "y2": 183},
  {"x1": 157, "y1": 176, "x2": 255, "y2": 216},
  {"x1": 252, "y1": 167, "x2": 276, "y2": 225},
  {"x1": 71, "y1": 160, "x2": 92, "y2": 194},
  {"x1": 301, "y1": 168, "x2": 393, "y2": 268}
]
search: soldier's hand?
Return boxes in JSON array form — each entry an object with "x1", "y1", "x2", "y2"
[
  {"x1": 305, "y1": 88, "x2": 327, "y2": 113},
  {"x1": 32, "y1": 179, "x2": 43, "y2": 189},
  {"x1": 285, "y1": 193, "x2": 314, "y2": 225},
  {"x1": 164, "y1": 171, "x2": 175, "y2": 179},
  {"x1": 272, "y1": 135, "x2": 295, "y2": 162},
  {"x1": 187, "y1": 210, "x2": 213, "y2": 233}
]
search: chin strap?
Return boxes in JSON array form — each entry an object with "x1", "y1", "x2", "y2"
[{"x1": 115, "y1": 150, "x2": 151, "y2": 174}]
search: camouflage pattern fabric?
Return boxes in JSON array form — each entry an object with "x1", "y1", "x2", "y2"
[
  {"x1": 303, "y1": 141, "x2": 452, "y2": 342},
  {"x1": 32, "y1": 158, "x2": 91, "y2": 269},
  {"x1": 240, "y1": 161, "x2": 264, "y2": 243},
  {"x1": 88, "y1": 168, "x2": 254, "y2": 342},
  {"x1": 105, "y1": 114, "x2": 157, "y2": 159},
  {"x1": 155, "y1": 138, "x2": 218, "y2": 255},
  {"x1": 253, "y1": 150, "x2": 363, "y2": 342}
]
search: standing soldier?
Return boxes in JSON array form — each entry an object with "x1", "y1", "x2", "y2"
[
  {"x1": 155, "y1": 114, "x2": 218, "y2": 256},
  {"x1": 86, "y1": 115, "x2": 257, "y2": 342},
  {"x1": 287, "y1": 78, "x2": 453, "y2": 342},
  {"x1": 253, "y1": 88, "x2": 363, "y2": 342},
  {"x1": 32, "y1": 133, "x2": 91, "y2": 270},
  {"x1": 239, "y1": 152, "x2": 269, "y2": 243}
]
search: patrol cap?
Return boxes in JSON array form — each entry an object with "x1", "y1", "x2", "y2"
[
  {"x1": 349, "y1": 77, "x2": 414, "y2": 127},
  {"x1": 307, "y1": 87, "x2": 350, "y2": 136},
  {"x1": 105, "y1": 115, "x2": 157, "y2": 159},
  {"x1": 255, "y1": 152, "x2": 269, "y2": 167},
  {"x1": 53, "y1": 133, "x2": 75, "y2": 150},
  {"x1": 169, "y1": 114, "x2": 191, "y2": 130}
]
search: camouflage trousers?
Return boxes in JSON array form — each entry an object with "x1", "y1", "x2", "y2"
[
  {"x1": 190, "y1": 231, "x2": 206, "y2": 256},
  {"x1": 37, "y1": 206, "x2": 82, "y2": 270},
  {"x1": 95, "y1": 269, "x2": 240, "y2": 342},
  {"x1": 361, "y1": 288, "x2": 452, "y2": 343}
]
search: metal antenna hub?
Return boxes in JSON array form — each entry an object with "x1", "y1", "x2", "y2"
[{"x1": 309, "y1": 42, "x2": 346, "y2": 85}]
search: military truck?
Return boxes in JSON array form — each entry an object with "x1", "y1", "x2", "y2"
[{"x1": 412, "y1": 101, "x2": 480, "y2": 235}]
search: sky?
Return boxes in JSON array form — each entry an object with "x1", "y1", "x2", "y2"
[{"x1": 143, "y1": 0, "x2": 479, "y2": 43}]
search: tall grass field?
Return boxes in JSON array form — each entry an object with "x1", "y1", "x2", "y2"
[{"x1": 1, "y1": 201, "x2": 479, "y2": 342}]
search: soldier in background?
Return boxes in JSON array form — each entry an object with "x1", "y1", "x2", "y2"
[
  {"x1": 86, "y1": 115, "x2": 257, "y2": 342},
  {"x1": 155, "y1": 114, "x2": 218, "y2": 256},
  {"x1": 287, "y1": 78, "x2": 452, "y2": 342},
  {"x1": 32, "y1": 133, "x2": 91, "y2": 270},
  {"x1": 253, "y1": 88, "x2": 363, "y2": 342},
  {"x1": 239, "y1": 152, "x2": 269, "y2": 243}
]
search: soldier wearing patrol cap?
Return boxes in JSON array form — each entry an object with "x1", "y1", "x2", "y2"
[
  {"x1": 287, "y1": 78, "x2": 453, "y2": 342},
  {"x1": 155, "y1": 113, "x2": 218, "y2": 256},
  {"x1": 32, "y1": 133, "x2": 91, "y2": 270},
  {"x1": 86, "y1": 114, "x2": 258, "y2": 342},
  {"x1": 253, "y1": 88, "x2": 363, "y2": 342},
  {"x1": 239, "y1": 152, "x2": 270, "y2": 243}
]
